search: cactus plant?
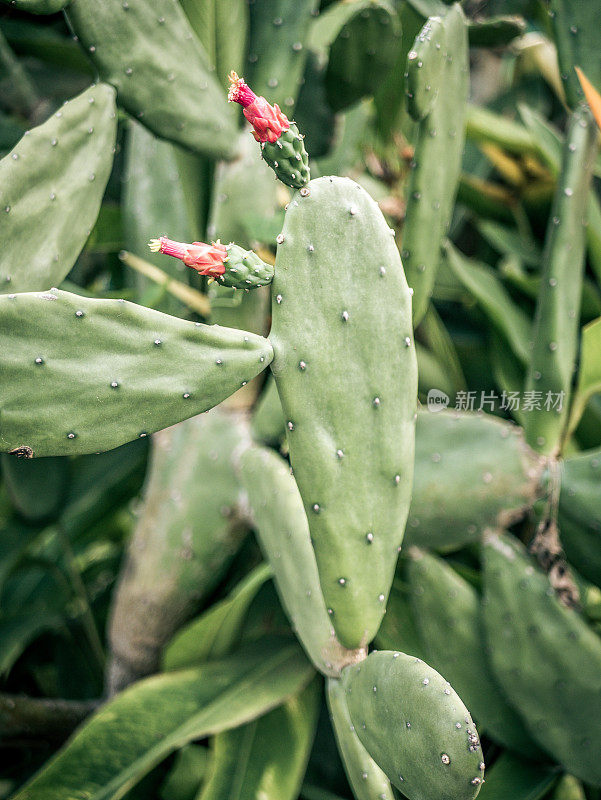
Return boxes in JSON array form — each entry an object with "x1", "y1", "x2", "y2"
[
  {"x1": 65, "y1": 0, "x2": 238, "y2": 158},
  {"x1": 407, "y1": 549, "x2": 543, "y2": 757},
  {"x1": 483, "y1": 532, "x2": 601, "y2": 785},
  {"x1": 0, "y1": 288, "x2": 272, "y2": 456},
  {"x1": 269, "y1": 175, "x2": 417, "y2": 649},
  {"x1": 0, "y1": 84, "x2": 117, "y2": 293},
  {"x1": 106, "y1": 408, "x2": 252, "y2": 694},
  {"x1": 523, "y1": 106, "x2": 598, "y2": 455},
  {"x1": 340, "y1": 650, "x2": 484, "y2": 800},
  {"x1": 402, "y1": 4, "x2": 469, "y2": 325}
]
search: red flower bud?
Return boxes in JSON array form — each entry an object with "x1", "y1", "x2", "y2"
[
  {"x1": 227, "y1": 71, "x2": 290, "y2": 144},
  {"x1": 149, "y1": 236, "x2": 227, "y2": 277}
]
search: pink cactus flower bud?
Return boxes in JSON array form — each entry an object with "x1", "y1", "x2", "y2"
[
  {"x1": 149, "y1": 236, "x2": 228, "y2": 277},
  {"x1": 227, "y1": 71, "x2": 290, "y2": 144}
]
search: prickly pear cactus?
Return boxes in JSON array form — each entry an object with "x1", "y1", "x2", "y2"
[
  {"x1": 106, "y1": 408, "x2": 252, "y2": 694},
  {"x1": 405, "y1": 410, "x2": 548, "y2": 551},
  {"x1": 0, "y1": 289, "x2": 272, "y2": 456},
  {"x1": 240, "y1": 446, "x2": 365, "y2": 676},
  {"x1": 483, "y1": 532, "x2": 601, "y2": 785},
  {"x1": 65, "y1": 0, "x2": 238, "y2": 158},
  {"x1": 0, "y1": 84, "x2": 117, "y2": 293},
  {"x1": 407, "y1": 549, "x2": 543, "y2": 757},
  {"x1": 559, "y1": 447, "x2": 601, "y2": 585},
  {"x1": 523, "y1": 106, "x2": 597, "y2": 455},
  {"x1": 326, "y1": 678, "x2": 393, "y2": 800},
  {"x1": 402, "y1": 4, "x2": 469, "y2": 325},
  {"x1": 340, "y1": 650, "x2": 485, "y2": 799},
  {"x1": 269, "y1": 175, "x2": 417, "y2": 649}
]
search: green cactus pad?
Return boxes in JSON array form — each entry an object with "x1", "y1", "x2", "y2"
[
  {"x1": 240, "y1": 446, "x2": 364, "y2": 677},
  {"x1": 107, "y1": 408, "x2": 251, "y2": 693},
  {"x1": 208, "y1": 130, "x2": 280, "y2": 249},
  {"x1": 207, "y1": 130, "x2": 278, "y2": 341},
  {"x1": 250, "y1": 377, "x2": 286, "y2": 445},
  {"x1": 0, "y1": 84, "x2": 117, "y2": 294},
  {"x1": 221, "y1": 244, "x2": 274, "y2": 290},
  {"x1": 270, "y1": 175, "x2": 417, "y2": 649},
  {"x1": 123, "y1": 120, "x2": 191, "y2": 315},
  {"x1": 324, "y1": 0, "x2": 402, "y2": 113},
  {"x1": 405, "y1": 16, "x2": 446, "y2": 120},
  {"x1": 0, "y1": 289, "x2": 273, "y2": 457},
  {"x1": 246, "y1": 0, "x2": 318, "y2": 112},
  {"x1": 467, "y1": 15, "x2": 527, "y2": 47},
  {"x1": 261, "y1": 123, "x2": 310, "y2": 189},
  {"x1": 326, "y1": 678, "x2": 393, "y2": 800},
  {"x1": 65, "y1": 0, "x2": 237, "y2": 159},
  {"x1": 405, "y1": 410, "x2": 547, "y2": 551},
  {"x1": 407, "y1": 550, "x2": 543, "y2": 758},
  {"x1": 559, "y1": 447, "x2": 601, "y2": 586},
  {"x1": 402, "y1": 3, "x2": 469, "y2": 325},
  {"x1": 340, "y1": 650, "x2": 484, "y2": 800},
  {"x1": 0, "y1": 0, "x2": 67, "y2": 12},
  {"x1": 482, "y1": 532, "x2": 601, "y2": 785},
  {"x1": 551, "y1": 0, "x2": 601, "y2": 108},
  {"x1": 524, "y1": 106, "x2": 597, "y2": 454}
]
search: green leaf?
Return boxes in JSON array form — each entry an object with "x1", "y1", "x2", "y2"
[
  {"x1": 0, "y1": 609, "x2": 63, "y2": 676},
  {"x1": 199, "y1": 678, "x2": 320, "y2": 800},
  {"x1": 476, "y1": 220, "x2": 541, "y2": 268},
  {"x1": 444, "y1": 241, "x2": 531, "y2": 365},
  {"x1": 0, "y1": 455, "x2": 69, "y2": 522},
  {"x1": 159, "y1": 745, "x2": 209, "y2": 800},
  {"x1": 0, "y1": 84, "x2": 117, "y2": 294},
  {"x1": 0, "y1": 288, "x2": 273, "y2": 457},
  {"x1": 476, "y1": 752, "x2": 558, "y2": 800},
  {"x1": 60, "y1": 439, "x2": 149, "y2": 536},
  {"x1": 568, "y1": 317, "x2": 601, "y2": 435},
  {"x1": 11, "y1": 639, "x2": 314, "y2": 800},
  {"x1": 163, "y1": 563, "x2": 272, "y2": 671}
]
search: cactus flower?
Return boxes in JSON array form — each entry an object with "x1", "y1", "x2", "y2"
[
  {"x1": 149, "y1": 236, "x2": 227, "y2": 277},
  {"x1": 227, "y1": 71, "x2": 290, "y2": 144}
]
